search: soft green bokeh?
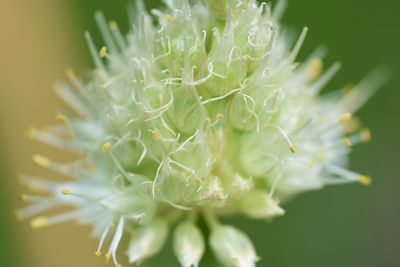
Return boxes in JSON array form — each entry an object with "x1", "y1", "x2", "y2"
[{"x1": 1, "y1": 0, "x2": 399, "y2": 266}]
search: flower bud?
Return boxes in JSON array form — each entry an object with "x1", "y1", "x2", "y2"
[
  {"x1": 173, "y1": 221, "x2": 205, "y2": 267},
  {"x1": 227, "y1": 173, "x2": 253, "y2": 197},
  {"x1": 228, "y1": 94, "x2": 259, "y2": 131},
  {"x1": 169, "y1": 85, "x2": 206, "y2": 135},
  {"x1": 210, "y1": 225, "x2": 258, "y2": 267},
  {"x1": 199, "y1": 176, "x2": 227, "y2": 208},
  {"x1": 126, "y1": 219, "x2": 168, "y2": 264},
  {"x1": 241, "y1": 190, "x2": 285, "y2": 219}
]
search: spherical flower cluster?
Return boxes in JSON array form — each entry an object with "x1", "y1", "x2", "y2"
[{"x1": 18, "y1": 0, "x2": 385, "y2": 266}]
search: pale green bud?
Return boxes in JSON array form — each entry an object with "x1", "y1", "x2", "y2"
[
  {"x1": 241, "y1": 190, "x2": 285, "y2": 219},
  {"x1": 173, "y1": 222, "x2": 205, "y2": 267},
  {"x1": 227, "y1": 173, "x2": 253, "y2": 197},
  {"x1": 210, "y1": 225, "x2": 258, "y2": 267},
  {"x1": 199, "y1": 176, "x2": 227, "y2": 208},
  {"x1": 169, "y1": 85, "x2": 206, "y2": 135},
  {"x1": 239, "y1": 131, "x2": 285, "y2": 177},
  {"x1": 228, "y1": 93, "x2": 259, "y2": 131},
  {"x1": 126, "y1": 220, "x2": 168, "y2": 264}
]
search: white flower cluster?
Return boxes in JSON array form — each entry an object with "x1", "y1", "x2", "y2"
[{"x1": 18, "y1": 0, "x2": 385, "y2": 266}]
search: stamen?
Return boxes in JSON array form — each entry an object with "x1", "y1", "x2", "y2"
[
  {"x1": 55, "y1": 83, "x2": 91, "y2": 117},
  {"x1": 95, "y1": 224, "x2": 112, "y2": 257},
  {"x1": 102, "y1": 143, "x2": 111, "y2": 152},
  {"x1": 107, "y1": 217, "x2": 125, "y2": 267},
  {"x1": 267, "y1": 125, "x2": 296, "y2": 153},
  {"x1": 55, "y1": 113, "x2": 68, "y2": 122},
  {"x1": 19, "y1": 194, "x2": 29, "y2": 202},
  {"x1": 108, "y1": 20, "x2": 127, "y2": 51},
  {"x1": 166, "y1": 14, "x2": 174, "y2": 22},
  {"x1": 272, "y1": 0, "x2": 287, "y2": 22},
  {"x1": 360, "y1": 128, "x2": 372, "y2": 142},
  {"x1": 18, "y1": 175, "x2": 56, "y2": 193},
  {"x1": 289, "y1": 27, "x2": 308, "y2": 63},
  {"x1": 31, "y1": 217, "x2": 49, "y2": 229},
  {"x1": 341, "y1": 130, "x2": 371, "y2": 147},
  {"x1": 61, "y1": 189, "x2": 71, "y2": 195},
  {"x1": 109, "y1": 20, "x2": 118, "y2": 31},
  {"x1": 306, "y1": 58, "x2": 323, "y2": 80},
  {"x1": 99, "y1": 46, "x2": 108, "y2": 58},
  {"x1": 343, "y1": 138, "x2": 352, "y2": 146},
  {"x1": 105, "y1": 253, "x2": 111, "y2": 264},
  {"x1": 341, "y1": 67, "x2": 390, "y2": 112},
  {"x1": 95, "y1": 11, "x2": 118, "y2": 53},
  {"x1": 15, "y1": 200, "x2": 54, "y2": 220},
  {"x1": 326, "y1": 165, "x2": 371, "y2": 186},
  {"x1": 33, "y1": 154, "x2": 51, "y2": 168},
  {"x1": 289, "y1": 144, "x2": 296, "y2": 154},
  {"x1": 311, "y1": 62, "x2": 341, "y2": 93},
  {"x1": 337, "y1": 112, "x2": 353, "y2": 124},
  {"x1": 28, "y1": 128, "x2": 73, "y2": 150},
  {"x1": 31, "y1": 210, "x2": 80, "y2": 229},
  {"x1": 33, "y1": 156, "x2": 89, "y2": 178},
  {"x1": 358, "y1": 175, "x2": 372, "y2": 186},
  {"x1": 85, "y1": 32, "x2": 105, "y2": 70}
]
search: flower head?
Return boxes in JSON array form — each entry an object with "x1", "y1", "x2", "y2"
[{"x1": 18, "y1": 0, "x2": 386, "y2": 266}]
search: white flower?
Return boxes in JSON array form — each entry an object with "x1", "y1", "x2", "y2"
[
  {"x1": 174, "y1": 221, "x2": 205, "y2": 267},
  {"x1": 210, "y1": 225, "x2": 259, "y2": 267},
  {"x1": 18, "y1": 0, "x2": 386, "y2": 266},
  {"x1": 126, "y1": 220, "x2": 168, "y2": 264}
]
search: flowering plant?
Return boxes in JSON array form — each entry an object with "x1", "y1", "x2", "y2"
[{"x1": 18, "y1": 0, "x2": 386, "y2": 266}]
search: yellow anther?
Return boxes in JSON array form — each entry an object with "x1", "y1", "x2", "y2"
[
  {"x1": 31, "y1": 217, "x2": 49, "y2": 229},
  {"x1": 94, "y1": 251, "x2": 102, "y2": 257},
  {"x1": 152, "y1": 129, "x2": 161, "y2": 141},
  {"x1": 344, "y1": 117, "x2": 361, "y2": 133},
  {"x1": 289, "y1": 144, "x2": 296, "y2": 154},
  {"x1": 33, "y1": 154, "x2": 51, "y2": 168},
  {"x1": 25, "y1": 127, "x2": 37, "y2": 138},
  {"x1": 61, "y1": 189, "x2": 71, "y2": 195},
  {"x1": 117, "y1": 265, "x2": 123, "y2": 267},
  {"x1": 102, "y1": 143, "x2": 111, "y2": 153},
  {"x1": 343, "y1": 138, "x2": 352, "y2": 146},
  {"x1": 105, "y1": 253, "x2": 111, "y2": 264},
  {"x1": 55, "y1": 113, "x2": 68, "y2": 122},
  {"x1": 99, "y1": 46, "x2": 108, "y2": 58},
  {"x1": 358, "y1": 175, "x2": 372, "y2": 186},
  {"x1": 216, "y1": 113, "x2": 225, "y2": 121},
  {"x1": 109, "y1": 20, "x2": 118, "y2": 30},
  {"x1": 360, "y1": 128, "x2": 372, "y2": 142},
  {"x1": 166, "y1": 14, "x2": 174, "y2": 22},
  {"x1": 337, "y1": 112, "x2": 353, "y2": 124},
  {"x1": 19, "y1": 194, "x2": 29, "y2": 202},
  {"x1": 307, "y1": 58, "x2": 323, "y2": 80}
]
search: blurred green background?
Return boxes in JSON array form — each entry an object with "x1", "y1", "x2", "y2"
[{"x1": 0, "y1": 0, "x2": 399, "y2": 266}]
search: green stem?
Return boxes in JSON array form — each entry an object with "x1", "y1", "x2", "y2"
[{"x1": 202, "y1": 209, "x2": 220, "y2": 230}]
